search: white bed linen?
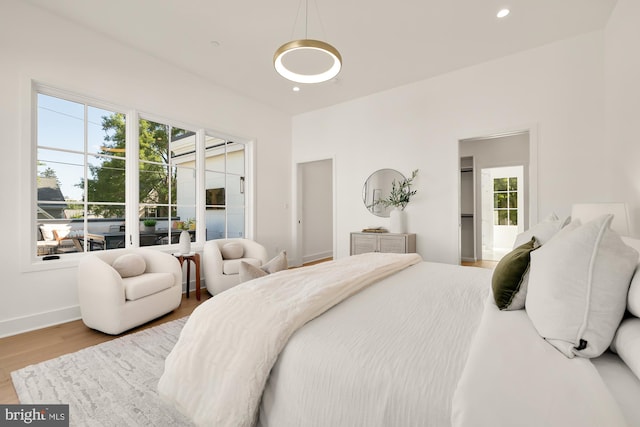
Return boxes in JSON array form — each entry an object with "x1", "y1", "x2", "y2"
[
  {"x1": 452, "y1": 297, "x2": 628, "y2": 427},
  {"x1": 159, "y1": 252, "x2": 422, "y2": 427},
  {"x1": 593, "y1": 351, "x2": 640, "y2": 426},
  {"x1": 258, "y1": 262, "x2": 491, "y2": 427}
]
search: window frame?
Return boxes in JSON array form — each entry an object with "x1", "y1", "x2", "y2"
[
  {"x1": 493, "y1": 176, "x2": 518, "y2": 226},
  {"x1": 23, "y1": 82, "x2": 254, "y2": 271}
]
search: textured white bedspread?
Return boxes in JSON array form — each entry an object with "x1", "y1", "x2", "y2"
[
  {"x1": 452, "y1": 297, "x2": 629, "y2": 427},
  {"x1": 258, "y1": 262, "x2": 491, "y2": 427},
  {"x1": 158, "y1": 252, "x2": 422, "y2": 427}
]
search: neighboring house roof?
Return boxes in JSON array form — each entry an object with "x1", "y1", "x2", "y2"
[{"x1": 37, "y1": 176, "x2": 68, "y2": 219}]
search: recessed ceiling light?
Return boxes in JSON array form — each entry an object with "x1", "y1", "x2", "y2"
[
  {"x1": 293, "y1": 86, "x2": 301, "y2": 92},
  {"x1": 497, "y1": 8, "x2": 510, "y2": 18}
]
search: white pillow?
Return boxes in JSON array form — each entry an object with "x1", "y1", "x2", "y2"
[
  {"x1": 611, "y1": 317, "x2": 640, "y2": 381},
  {"x1": 221, "y1": 242, "x2": 244, "y2": 259},
  {"x1": 526, "y1": 214, "x2": 638, "y2": 358},
  {"x1": 112, "y1": 253, "x2": 147, "y2": 278},
  {"x1": 512, "y1": 213, "x2": 570, "y2": 248}
]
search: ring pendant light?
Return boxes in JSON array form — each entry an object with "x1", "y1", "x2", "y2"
[{"x1": 273, "y1": 0, "x2": 342, "y2": 84}]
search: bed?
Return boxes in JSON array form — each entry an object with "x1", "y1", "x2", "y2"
[{"x1": 159, "y1": 214, "x2": 640, "y2": 427}]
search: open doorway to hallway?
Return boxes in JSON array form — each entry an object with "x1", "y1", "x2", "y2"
[
  {"x1": 459, "y1": 129, "x2": 535, "y2": 264},
  {"x1": 480, "y1": 165, "x2": 525, "y2": 261}
]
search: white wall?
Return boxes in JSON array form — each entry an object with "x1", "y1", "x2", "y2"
[
  {"x1": 605, "y1": 0, "x2": 640, "y2": 237},
  {"x1": 293, "y1": 31, "x2": 608, "y2": 264},
  {"x1": 0, "y1": 1, "x2": 292, "y2": 337}
]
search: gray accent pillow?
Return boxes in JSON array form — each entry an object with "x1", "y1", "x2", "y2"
[
  {"x1": 239, "y1": 261, "x2": 268, "y2": 282},
  {"x1": 238, "y1": 251, "x2": 288, "y2": 283},
  {"x1": 112, "y1": 253, "x2": 146, "y2": 278},
  {"x1": 492, "y1": 237, "x2": 538, "y2": 310},
  {"x1": 262, "y1": 250, "x2": 288, "y2": 273}
]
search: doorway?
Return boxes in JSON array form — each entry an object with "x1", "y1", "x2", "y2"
[
  {"x1": 480, "y1": 165, "x2": 525, "y2": 261},
  {"x1": 459, "y1": 130, "x2": 535, "y2": 263},
  {"x1": 296, "y1": 158, "x2": 334, "y2": 266}
]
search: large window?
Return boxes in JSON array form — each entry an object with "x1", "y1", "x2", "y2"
[{"x1": 35, "y1": 88, "x2": 247, "y2": 258}]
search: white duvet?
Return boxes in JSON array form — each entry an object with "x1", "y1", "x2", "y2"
[
  {"x1": 158, "y1": 252, "x2": 422, "y2": 427},
  {"x1": 452, "y1": 297, "x2": 629, "y2": 427},
  {"x1": 259, "y1": 261, "x2": 492, "y2": 426}
]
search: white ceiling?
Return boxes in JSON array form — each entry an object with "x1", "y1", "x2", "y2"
[{"x1": 27, "y1": 0, "x2": 617, "y2": 115}]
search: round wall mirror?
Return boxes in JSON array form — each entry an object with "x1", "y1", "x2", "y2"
[{"x1": 362, "y1": 169, "x2": 405, "y2": 218}]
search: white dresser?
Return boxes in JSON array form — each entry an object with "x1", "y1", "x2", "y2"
[{"x1": 350, "y1": 232, "x2": 416, "y2": 255}]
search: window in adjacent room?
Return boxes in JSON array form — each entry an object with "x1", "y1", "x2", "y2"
[{"x1": 493, "y1": 177, "x2": 518, "y2": 226}]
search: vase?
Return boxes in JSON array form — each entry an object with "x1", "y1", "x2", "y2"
[
  {"x1": 389, "y1": 207, "x2": 406, "y2": 233},
  {"x1": 178, "y1": 230, "x2": 191, "y2": 254}
]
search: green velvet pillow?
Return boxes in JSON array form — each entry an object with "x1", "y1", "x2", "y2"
[{"x1": 492, "y1": 237, "x2": 538, "y2": 310}]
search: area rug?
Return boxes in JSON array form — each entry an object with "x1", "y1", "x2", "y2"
[{"x1": 11, "y1": 317, "x2": 193, "y2": 426}]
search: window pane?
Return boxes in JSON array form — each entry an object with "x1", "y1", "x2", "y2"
[
  {"x1": 85, "y1": 206, "x2": 126, "y2": 250},
  {"x1": 37, "y1": 94, "x2": 84, "y2": 152},
  {"x1": 494, "y1": 193, "x2": 508, "y2": 209},
  {"x1": 508, "y1": 177, "x2": 518, "y2": 191},
  {"x1": 36, "y1": 220, "x2": 83, "y2": 255},
  {"x1": 226, "y1": 174, "x2": 245, "y2": 207},
  {"x1": 226, "y1": 141, "x2": 245, "y2": 176},
  {"x1": 509, "y1": 191, "x2": 518, "y2": 208},
  {"x1": 495, "y1": 210, "x2": 508, "y2": 225},
  {"x1": 205, "y1": 135, "x2": 227, "y2": 173},
  {"x1": 92, "y1": 111, "x2": 126, "y2": 158},
  {"x1": 87, "y1": 155, "x2": 125, "y2": 203},
  {"x1": 87, "y1": 203, "x2": 125, "y2": 220},
  {"x1": 494, "y1": 178, "x2": 508, "y2": 191},
  {"x1": 37, "y1": 149, "x2": 84, "y2": 216},
  {"x1": 227, "y1": 206, "x2": 245, "y2": 238},
  {"x1": 206, "y1": 209, "x2": 226, "y2": 240},
  {"x1": 509, "y1": 210, "x2": 518, "y2": 226},
  {"x1": 175, "y1": 165, "x2": 196, "y2": 206}
]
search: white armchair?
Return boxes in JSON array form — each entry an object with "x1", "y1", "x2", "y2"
[
  {"x1": 203, "y1": 238, "x2": 269, "y2": 296},
  {"x1": 77, "y1": 248, "x2": 182, "y2": 335}
]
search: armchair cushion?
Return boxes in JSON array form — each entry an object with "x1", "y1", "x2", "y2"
[
  {"x1": 222, "y1": 258, "x2": 261, "y2": 275},
  {"x1": 112, "y1": 253, "x2": 147, "y2": 278},
  {"x1": 123, "y1": 272, "x2": 175, "y2": 301},
  {"x1": 221, "y1": 242, "x2": 244, "y2": 259}
]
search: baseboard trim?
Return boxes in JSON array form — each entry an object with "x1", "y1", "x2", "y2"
[
  {"x1": 0, "y1": 305, "x2": 82, "y2": 339},
  {"x1": 302, "y1": 251, "x2": 333, "y2": 265}
]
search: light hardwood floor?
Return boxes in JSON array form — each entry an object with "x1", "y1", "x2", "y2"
[
  {"x1": 462, "y1": 259, "x2": 498, "y2": 269},
  {"x1": 0, "y1": 290, "x2": 210, "y2": 404}
]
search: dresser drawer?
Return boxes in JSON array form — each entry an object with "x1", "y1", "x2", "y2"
[{"x1": 350, "y1": 232, "x2": 416, "y2": 255}]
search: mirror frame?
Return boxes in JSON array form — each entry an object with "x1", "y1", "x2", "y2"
[{"x1": 362, "y1": 168, "x2": 405, "y2": 218}]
